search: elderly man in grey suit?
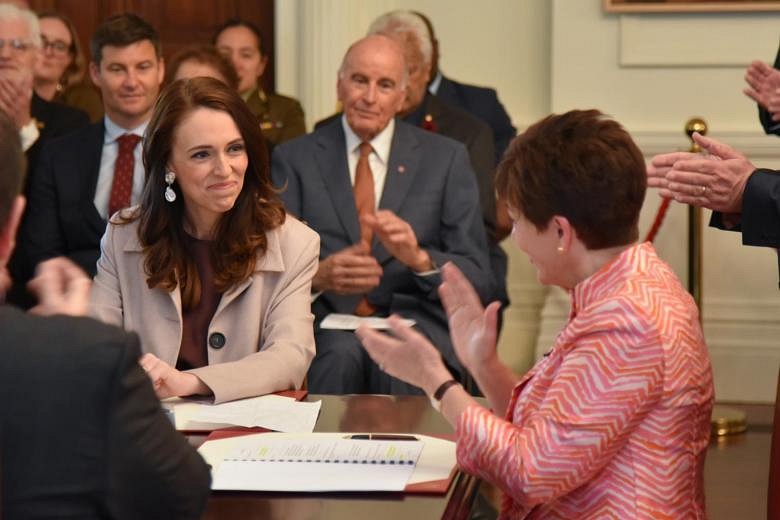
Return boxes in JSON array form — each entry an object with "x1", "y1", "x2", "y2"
[{"x1": 272, "y1": 34, "x2": 491, "y2": 395}]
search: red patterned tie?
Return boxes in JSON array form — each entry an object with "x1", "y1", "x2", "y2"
[
  {"x1": 353, "y1": 142, "x2": 376, "y2": 316},
  {"x1": 108, "y1": 133, "x2": 142, "y2": 217}
]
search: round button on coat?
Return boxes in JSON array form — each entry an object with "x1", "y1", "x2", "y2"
[{"x1": 208, "y1": 332, "x2": 226, "y2": 349}]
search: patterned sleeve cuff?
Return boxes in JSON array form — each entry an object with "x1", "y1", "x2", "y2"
[{"x1": 455, "y1": 404, "x2": 500, "y2": 473}]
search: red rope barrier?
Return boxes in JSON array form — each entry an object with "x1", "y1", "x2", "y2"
[{"x1": 644, "y1": 198, "x2": 671, "y2": 243}]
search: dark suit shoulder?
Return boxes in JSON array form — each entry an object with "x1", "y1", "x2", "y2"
[
  {"x1": 31, "y1": 93, "x2": 90, "y2": 139},
  {"x1": 43, "y1": 120, "x2": 104, "y2": 151},
  {"x1": 396, "y1": 118, "x2": 468, "y2": 153},
  {"x1": 0, "y1": 306, "x2": 135, "y2": 365},
  {"x1": 428, "y1": 95, "x2": 493, "y2": 141},
  {"x1": 314, "y1": 112, "x2": 340, "y2": 130},
  {"x1": 439, "y1": 76, "x2": 499, "y2": 105}
]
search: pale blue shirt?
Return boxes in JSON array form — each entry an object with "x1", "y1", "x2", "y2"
[{"x1": 93, "y1": 117, "x2": 148, "y2": 220}]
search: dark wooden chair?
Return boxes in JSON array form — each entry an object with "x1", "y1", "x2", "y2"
[{"x1": 768, "y1": 366, "x2": 780, "y2": 520}]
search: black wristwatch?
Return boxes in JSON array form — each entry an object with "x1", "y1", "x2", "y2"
[{"x1": 429, "y1": 379, "x2": 460, "y2": 412}]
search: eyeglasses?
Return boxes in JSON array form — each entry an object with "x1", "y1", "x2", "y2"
[
  {"x1": 41, "y1": 37, "x2": 71, "y2": 55},
  {"x1": 0, "y1": 38, "x2": 33, "y2": 54}
]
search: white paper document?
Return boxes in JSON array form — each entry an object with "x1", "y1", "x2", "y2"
[
  {"x1": 320, "y1": 313, "x2": 416, "y2": 330},
  {"x1": 199, "y1": 432, "x2": 456, "y2": 493},
  {"x1": 208, "y1": 433, "x2": 423, "y2": 492},
  {"x1": 163, "y1": 394, "x2": 321, "y2": 433}
]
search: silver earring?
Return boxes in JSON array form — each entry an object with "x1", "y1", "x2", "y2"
[{"x1": 164, "y1": 171, "x2": 176, "y2": 202}]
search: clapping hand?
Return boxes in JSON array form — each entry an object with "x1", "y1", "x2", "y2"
[
  {"x1": 28, "y1": 257, "x2": 92, "y2": 317},
  {"x1": 362, "y1": 210, "x2": 432, "y2": 272},
  {"x1": 439, "y1": 262, "x2": 501, "y2": 372}
]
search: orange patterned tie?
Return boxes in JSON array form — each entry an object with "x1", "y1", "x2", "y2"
[
  {"x1": 108, "y1": 133, "x2": 142, "y2": 217},
  {"x1": 353, "y1": 142, "x2": 376, "y2": 316}
]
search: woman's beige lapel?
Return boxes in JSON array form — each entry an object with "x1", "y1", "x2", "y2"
[{"x1": 90, "y1": 211, "x2": 320, "y2": 403}]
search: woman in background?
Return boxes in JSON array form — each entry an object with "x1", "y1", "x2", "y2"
[
  {"x1": 91, "y1": 77, "x2": 318, "y2": 403},
  {"x1": 34, "y1": 12, "x2": 102, "y2": 121},
  {"x1": 214, "y1": 18, "x2": 305, "y2": 148},
  {"x1": 358, "y1": 109, "x2": 714, "y2": 518},
  {"x1": 166, "y1": 44, "x2": 238, "y2": 90}
]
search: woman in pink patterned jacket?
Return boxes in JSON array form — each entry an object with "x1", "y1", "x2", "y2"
[{"x1": 357, "y1": 109, "x2": 714, "y2": 519}]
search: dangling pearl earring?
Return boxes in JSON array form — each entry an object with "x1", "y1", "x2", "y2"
[{"x1": 164, "y1": 171, "x2": 176, "y2": 202}]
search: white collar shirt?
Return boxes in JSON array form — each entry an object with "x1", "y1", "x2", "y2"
[
  {"x1": 341, "y1": 115, "x2": 394, "y2": 209},
  {"x1": 93, "y1": 116, "x2": 148, "y2": 220}
]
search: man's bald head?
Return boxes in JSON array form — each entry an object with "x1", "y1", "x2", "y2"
[{"x1": 337, "y1": 35, "x2": 407, "y2": 141}]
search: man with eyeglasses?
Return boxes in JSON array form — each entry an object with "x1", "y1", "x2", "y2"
[
  {"x1": 0, "y1": 4, "x2": 88, "y2": 307},
  {"x1": 0, "y1": 5, "x2": 87, "y2": 176}
]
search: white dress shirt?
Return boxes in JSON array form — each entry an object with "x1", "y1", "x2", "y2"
[
  {"x1": 93, "y1": 117, "x2": 148, "y2": 220},
  {"x1": 341, "y1": 115, "x2": 395, "y2": 208}
]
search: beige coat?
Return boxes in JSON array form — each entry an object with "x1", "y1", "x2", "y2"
[{"x1": 90, "y1": 213, "x2": 319, "y2": 403}]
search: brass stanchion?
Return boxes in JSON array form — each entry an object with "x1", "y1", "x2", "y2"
[
  {"x1": 684, "y1": 118, "x2": 748, "y2": 438},
  {"x1": 684, "y1": 118, "x2": 705, "y2": 312}
]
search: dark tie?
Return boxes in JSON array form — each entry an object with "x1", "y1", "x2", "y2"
[
  {"x1": 108, "y1": 133, "x2": 142, "y2": 217},
  {"x1": 354, "y1": 142, "x2": 376, "y2": 316}
]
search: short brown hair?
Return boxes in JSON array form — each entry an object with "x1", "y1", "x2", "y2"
[
  {"x1": 0, "y1": 111, "x2": 24, "y2": 229},
  {"x1": 133, "y1": 77, "x2": 284, "y2": 309},
  {"x1": 166, "y1": 45, "x2": 239, "y2": 90},
  {"x1": 496, "y1": 109, "x2": 646, "y2": 249},
  {"x1": 90, "y1": 13, "x2": 161, "y2": 65}
]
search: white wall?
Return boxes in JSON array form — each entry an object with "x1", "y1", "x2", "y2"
[{"x1": 276, "y1": 0, "x2": 780, "y2": 402}]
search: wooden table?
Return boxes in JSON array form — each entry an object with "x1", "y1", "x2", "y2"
[
  {"x1": 194, "y1": 396, "x2": 774, "y2": 519},
  {"x1": 196, "y1": 394, "x2": 479, "y2": 520}
]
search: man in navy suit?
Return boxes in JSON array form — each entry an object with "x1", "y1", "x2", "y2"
[
  {"x1": 272, "y1": 35, "x2": 491, "y2": 395},
  {"x1": 19, "y1": 13, "x2": 164, "y2": 285}
]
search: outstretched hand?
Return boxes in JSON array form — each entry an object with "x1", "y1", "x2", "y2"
[
  {"x1": 356, "y1": 316, "x2": 453, "y2": 396},
  {"x1": 647, "y1": 132, "x2": 754, "y2": 214},
  {"x1": 439, "y1": 262, "x2": 500, "y2": 372},
  {"x1": 28, "y1": 257, "x2": 92, "y2": 317},
  {"x1": 744, "y1": 60, "x2": 780, "y2": 119},
  {"x1": 138, "y1": 353, "x2": 210, "y2": 399},
  {"x1": 362, "y1": 210, "x2": 432, "y2": 272}
]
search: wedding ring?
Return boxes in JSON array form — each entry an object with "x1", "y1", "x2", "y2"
[{"x1": 699, "y1": 185, "x2": 707, "y2": 195}]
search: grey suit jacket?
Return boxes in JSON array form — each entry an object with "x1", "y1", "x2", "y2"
[
  {"x1": 271, "y1": 118, "x2": 491, "y2": 370},
  {"x1": 89, "y1": 212, "x2": 319, "y2": 403}
]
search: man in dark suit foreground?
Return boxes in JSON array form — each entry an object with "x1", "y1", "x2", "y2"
[
  {"x1": 0, "y1": 112, "x2": 209, "y2": 519},
  {"x1": 272, "y1": 35, "x2": 491, "y2": 395}
]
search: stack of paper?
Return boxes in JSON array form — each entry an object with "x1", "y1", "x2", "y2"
[
  {"x1": 206, "y1": 433, "x2": 423, "y2": 491},
  {"x1": 162, "y1": 394, "x2": 321, "y2": 433},
  {"x1": 199, "y1": 432, "x2": 457, "y2": 493}
]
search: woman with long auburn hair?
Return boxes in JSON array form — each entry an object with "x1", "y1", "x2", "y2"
[{"x1": 90, "y1": 77, "x2": 319, "y2": 403}]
